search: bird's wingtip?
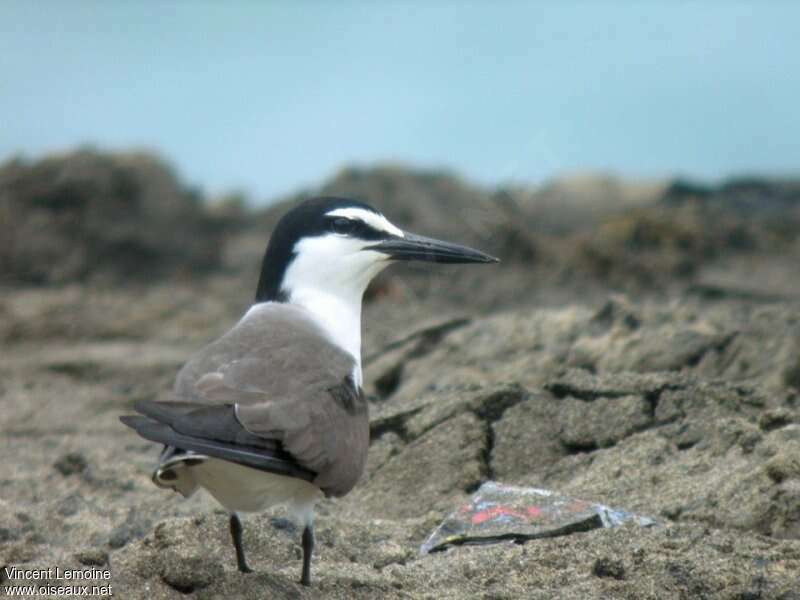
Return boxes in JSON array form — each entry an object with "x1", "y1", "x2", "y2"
[{"x1": 119, "y1": 414, "x2": 144, "y2": 428}]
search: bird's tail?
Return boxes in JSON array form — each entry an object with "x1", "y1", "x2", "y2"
[
  {"x1": 152, "y1": 448, "x2": 208, "y2": 498},
  {"x1": 120, "y1": 414, "x2": 207, "y2": 498}
]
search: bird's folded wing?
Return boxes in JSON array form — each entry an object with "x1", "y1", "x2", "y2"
[
  {"x1": 132, "y1": 303, "x2": 369, "y2": 496},
  {"x1": 119, "y1": 409, "x2": 315, "y2": 481}
]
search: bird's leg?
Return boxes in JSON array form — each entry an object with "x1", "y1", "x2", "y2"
[
  {"x1": 300, "y1": 524, "x2": 314, "y2": 586},
  {"x1": 229, "y1": 513, "x2": 253, "y2": 573}
]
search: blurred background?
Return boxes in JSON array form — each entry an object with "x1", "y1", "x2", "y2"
[
  {"x1": 2, "y1": 1, "x2": 800, "y2": 325},
  {"x1": 1, "y1": 0, "x2": 799, "y2": 317},
  {"x1": 2, "y1": 2, "x2": 799, "y2": 200}
]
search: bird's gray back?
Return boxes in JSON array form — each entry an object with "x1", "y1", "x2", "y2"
[{"x1": 172, "y1": 303, "x2": 369, "y2": 497}]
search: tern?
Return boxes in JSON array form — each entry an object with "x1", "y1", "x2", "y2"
[{"x1": 120, "y1": 196, "x2": 498, "y2": 585}]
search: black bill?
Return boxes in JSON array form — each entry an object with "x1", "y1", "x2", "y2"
[{"x1": 370, "y1": 232, "x2": 499, "y2": 264}]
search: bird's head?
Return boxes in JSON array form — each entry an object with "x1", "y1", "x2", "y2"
[{"x1": 255, "y1": 196, "x2": 498, "y2": 304}]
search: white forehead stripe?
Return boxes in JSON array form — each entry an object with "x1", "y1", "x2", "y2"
[{"x1": 326, "y1": 207, "x2": 405, "y2": 238}]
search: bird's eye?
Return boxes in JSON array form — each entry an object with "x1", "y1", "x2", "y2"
[{"x1": 331, "y1": 218, "x2": 355, "y2": 235}]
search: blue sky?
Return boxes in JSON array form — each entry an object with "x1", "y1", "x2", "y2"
[{"x1": 1, "y1": 1, "x2": 798, "y2": 202}]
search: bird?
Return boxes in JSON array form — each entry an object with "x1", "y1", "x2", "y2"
[{"x1": 120, "y1": 196, "x2": 498, "y2": 586}]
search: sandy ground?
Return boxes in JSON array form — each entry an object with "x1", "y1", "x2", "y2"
[
  {"x1": 2, "y1": 276, "x2": 799, "y2": 599},
  {"x1": 2, "y1": 153, "x2": 799, "y2": 598}
]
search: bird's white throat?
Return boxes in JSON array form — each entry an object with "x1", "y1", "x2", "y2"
[
  {"x1": 288, "y1": 286, "x2": 365, "y2": 364},
  {"x1": 272, "y1": 234, "x2": 390, "y2": 380}
]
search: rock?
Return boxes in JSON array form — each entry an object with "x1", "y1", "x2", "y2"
[
  {"x1": 53, "y1": 452, "x2": 88, "y2": 476},
  {"x1": 0, "y1": 149, "x2": 230, "y2": 284},
  {"x1": 662, "y1": 176, "x2": 800, "y2": 217},
  {"x1": 56, "y1": 493, "x2": 84, "y2": 517},
  {"x1": 765, "y1": 449, "x2": 800, "y2": 483},
  {"x1": 592, "y1": 557, "x2": 626, "y2": 580},
  {"x1": 350, "y1": 412, "x2": 486, "y2": 519},
  {"x1": 75, "y1": 547, "x2": 109, "y2": 566},
  {"x1": 759, "y1": 408, "x2": 795, "y2": 431},
  {"x1": 491, "y1": 391, "x2": 565, "y2": 480},
  {"x1": 556, "y1": 394, "x2": 652, "y2": 451}
]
